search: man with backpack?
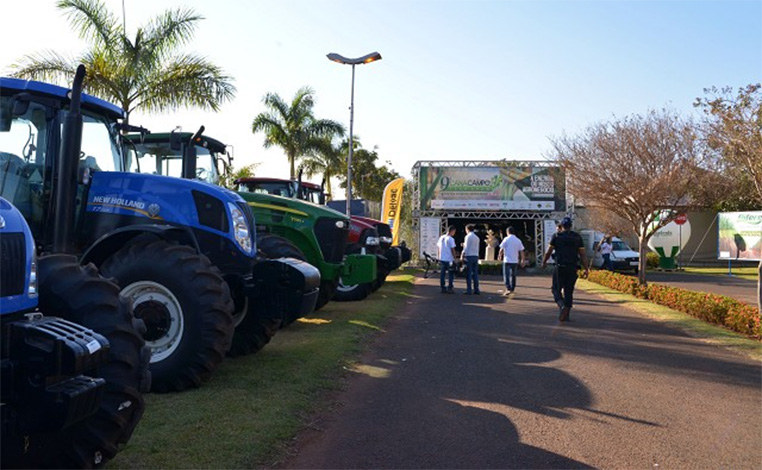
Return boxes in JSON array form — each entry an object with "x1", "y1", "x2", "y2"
[{"x1": 541, "y1": 217, "x2": 589, "y2": 322}]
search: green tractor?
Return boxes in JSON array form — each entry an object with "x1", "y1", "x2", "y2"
[{"x1": 123, "y1": 130, "x2": 376, "y2": 313}]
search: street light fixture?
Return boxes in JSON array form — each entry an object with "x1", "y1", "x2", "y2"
[{"x1": 326, "y1": 51, "x2": 382, "y2": 217}]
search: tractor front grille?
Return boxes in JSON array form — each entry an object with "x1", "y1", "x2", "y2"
[
  {"x1": 314, "y1": 218, "x2": 349, "y2": 264},
  {"x1": 1, "y1": 233, "x2": 26, "y2": 297}
]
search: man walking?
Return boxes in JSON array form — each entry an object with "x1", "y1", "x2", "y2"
[
  {"x1": 498, "y1": 226, "x2": 525, "y2": 296},
  {"x1": 461, "y1": 224, "x2": 480, "y2": 295},
  {"x1": 542, "y1": 217, "x2": 589, "y2": 321},
  {"x1": 437, "y1": 225, "x2": 457, "y2": 294}
]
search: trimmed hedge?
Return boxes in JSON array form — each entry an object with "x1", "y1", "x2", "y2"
[{"x1": 586, "y1": 270, "x2": 761, "y2": 339}]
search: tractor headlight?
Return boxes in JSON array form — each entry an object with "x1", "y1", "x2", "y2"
[
  {"x1": 29, "y1": 251, "x2": 38, "y2": 297},
  {"x1": 380, "y1": 236, "x2": 392, "y2": 244},
  {"x1": 365, "y1": 236, "x2": 380, "y2": 246},
  {"x1": 227, "y1": 202, "x2": 253, "y2": 255},
  {"x1": 335, "y1": 220, "x2": 346, "y2": 229}
]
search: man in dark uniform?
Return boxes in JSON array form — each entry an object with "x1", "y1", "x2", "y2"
[{"x1": 541, "y1": 217, "x2": 589, "y2": 322}]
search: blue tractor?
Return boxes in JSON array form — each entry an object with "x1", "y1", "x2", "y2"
[
  {"x1": 0, "y1": 196, "x2": 149, "y2": 468},
  {"x1": 0, "y1": 66, "x2": 320, "y2": 393}
]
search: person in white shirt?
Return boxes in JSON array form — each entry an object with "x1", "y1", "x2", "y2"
[
  {"x1": 598, "y1": 237, "x2": 613, "y2": 271},
  {"x1": 460, "y1": 224, "x2": 481, "y2": 295},
  {"x1": 498, "y1": 226, "x2": 525, "y2": 296},
  {"x1": 436, "y1": 225, "x2": 457, "y2": 294}
]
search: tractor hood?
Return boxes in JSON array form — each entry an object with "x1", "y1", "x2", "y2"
[{"x1": 239, "y1": 191, "x2": 348, "y2": 223}]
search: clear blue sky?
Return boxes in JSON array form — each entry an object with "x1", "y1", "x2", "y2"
[{"x1": 2, "y1": 0, "x2": 760, "y2": 189}]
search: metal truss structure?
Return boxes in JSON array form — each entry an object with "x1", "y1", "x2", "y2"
[{"x1": 410, "y1": 160, "x2": 570, "y2": 265}]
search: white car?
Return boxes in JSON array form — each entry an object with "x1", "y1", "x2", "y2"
[{"x1": 580, "y1": 230, "x2": 640, "y2": 273}]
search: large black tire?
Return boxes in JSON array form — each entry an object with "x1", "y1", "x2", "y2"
[
  {"x1": 255, "y1": 234, "x2": 311, "y2": 325},
  {"x1": 315, "y1": 279, "x2": 338, "y2": 310},
  {"x1": 229, "y1": 234, "x2": 305, "y2": 355},
  {"x1": 333, "y1": 276, "x2": 372, "y2": 302},
  {"x1": 258, "y1": 233, "x2": 306, "y2": 261},
  {"x1": 27, "y1": 255, "x2": 149, "y2": 468},
  {"x1": 100, "y1": 240, "x2": 234, "y2": 393},
  {"x1": 371, "y1": 270, "x2": 389, "y2": 292},
  {"x1": 227, "y1": 303, "x2": 280, "y2": 357}
]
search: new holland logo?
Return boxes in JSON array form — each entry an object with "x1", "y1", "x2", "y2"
[
  {"x1": 148, "y1": 203, "x2": 161, "y2": 218},
  {"x1": 0, "y1": 215, "x2": 5, "y2": 229}
]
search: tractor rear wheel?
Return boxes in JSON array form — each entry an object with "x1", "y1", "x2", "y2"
[
  {"x1": 33, "y1": 255, "x2": 149, "y2": 468},
  {"x1": 101, "y1": 240, "x2": 234, "y2": 393}
]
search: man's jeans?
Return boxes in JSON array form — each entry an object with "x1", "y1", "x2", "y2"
[
  {"x1": 440, "y1": 261, "x2": 454, "y2": 291},
  {"x1": 503, "y1": 263, "x2": 518, "y2": 291},
  {"x1": 552, "y1": 265, "x2": 579, "y2": 309},
  {"x1": 465, "y1": 256, "x2": 480, "y2": 293}
]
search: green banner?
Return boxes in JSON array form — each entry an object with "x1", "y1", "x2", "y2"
[{"x1": 418, "y1": 165, "x2": 565, "y2": 211}]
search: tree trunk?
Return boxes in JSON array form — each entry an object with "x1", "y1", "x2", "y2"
[
  {"x1": 757, "y1": 259, "x2": 761, "y2": 313},
  {"x1": 638, "y1": 235, "x2": 648, "y2": 286}
]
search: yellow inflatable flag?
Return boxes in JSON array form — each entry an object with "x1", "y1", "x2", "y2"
[{"x1": 381, "y1": 177, "x2": 405, "y2": 245}]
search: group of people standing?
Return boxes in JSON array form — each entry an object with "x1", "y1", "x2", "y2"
[{"x1": 436, "y1": 217, "x2": 589, "y2": 322}]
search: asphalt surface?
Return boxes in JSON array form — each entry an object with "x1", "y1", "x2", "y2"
[{"x1": 282, "y1": 273, "x2": 761, "y2": 469}]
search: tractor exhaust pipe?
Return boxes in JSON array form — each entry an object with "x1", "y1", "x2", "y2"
[
  {"x1": 182, "y1": 125, "x2": 205, "y2": 179},
  {"x1": 52, "y1": 64, "x2": 85, "y2": 254}
]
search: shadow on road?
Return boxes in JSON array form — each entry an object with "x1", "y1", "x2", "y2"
[{"x1": 283, "y1": 272, "x2": 761, "y2": 469}]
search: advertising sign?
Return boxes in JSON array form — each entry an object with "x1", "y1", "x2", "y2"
[
  {"x1": 419, "y1": 217, "x2": 442, "y2": 258},
  {"x1": 718, "y1": 211, "x2": 762, "y2": 261},
  {"x1": 648, "y1": 218, "x2": 692, "y2": 257},
  {"x1": 418, "y1": 165, "x2": 565, "y2": 211},
  {"x1": 381, "y1": 178, "x2": 405, "y2": 245},
  {"x1": 543, "y1": 219, "x2": 559, "y2": 264}
]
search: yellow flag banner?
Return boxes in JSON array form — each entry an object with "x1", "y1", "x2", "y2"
[{"x1": 381, "y1": 177, "x2": 405, "y2": 245}]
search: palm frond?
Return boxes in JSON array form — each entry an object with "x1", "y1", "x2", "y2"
[
  {"x1": 251, "y1": 115, "x2": 289, "y2": 150},
  {"x1": 142, "y1": 7, "x2": 203, "y2": 60},
  {"x1": 57, "y1": 0, "x2": 118, "y2": 45},
  {"x1": 308, "y1": 119, "x2": 345, "y2": 138},
  {"x1": 262, "y1": 92, "x2": 291, "y2": 122},
  {"x1": 9, "y1": 51, "x2": 78, "y2": 85},
  {"x1": 133, "y1": 54, "x2": 236, "y2": 114}
]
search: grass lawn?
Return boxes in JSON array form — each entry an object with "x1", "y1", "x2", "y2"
[
  {"x1": 681, "y1": 265, "x2": 760, "y2": 281},
  {"x1": 577, "y1": 279, "x2": 762, "y2": 361},
  {"x1": 109, "y1": 272, "x2": 415, "y2": 469}
]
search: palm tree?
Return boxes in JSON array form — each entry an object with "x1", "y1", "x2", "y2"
[
  {"x1": 10, "y1": 0, "x2": 235, "y2": 129},
  {"x1": 252, "y1": 87, "x2": 345, "y2": 179},
  {"x1": 300, "y1": 136, "x2": 346, "y2": 197}
]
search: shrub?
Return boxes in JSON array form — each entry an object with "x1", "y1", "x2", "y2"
[
  {"x1": 646, "y1": 252, "x2": 660, "y2": 269},
  {"x1": 586, "y1": 270, "x2": 760, "y2": 339}
]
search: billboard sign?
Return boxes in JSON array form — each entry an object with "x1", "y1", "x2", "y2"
[
  {"x1": 717, "y1": 211, "x2": 762, "y2": 261},
  {"x1": 718, "y1": 211, "x2": 762, "y2": 261},
  {"x1": 418, "y1": 165, "x2": 565, "y2": 211}
]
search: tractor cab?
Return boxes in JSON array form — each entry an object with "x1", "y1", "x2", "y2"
[{"x1": 123, "y1": 130, "x2": 230, "y2": 185}]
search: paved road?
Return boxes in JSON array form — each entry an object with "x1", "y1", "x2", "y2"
[
  {"x1": 282, "y1": 273, "x2": 761, "y2": 469},
  {"x1": 645, "y1": 271, "x2": 759, "y2": 306}
]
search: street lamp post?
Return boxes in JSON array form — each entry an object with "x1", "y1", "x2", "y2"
[{"x1": 326, "y1": 51, "x2": 382, "y2": 217}]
